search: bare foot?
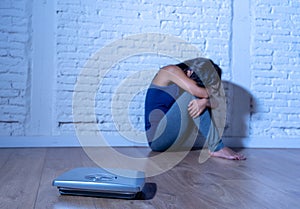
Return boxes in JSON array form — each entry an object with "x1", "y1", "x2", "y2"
[{"x1": 209, "y1": 147, "x2": 246, "y2": 160}]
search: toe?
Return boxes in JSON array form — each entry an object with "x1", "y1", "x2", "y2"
[{"x1": 236, "y1": 153, "x2": 246, "y2": 160}]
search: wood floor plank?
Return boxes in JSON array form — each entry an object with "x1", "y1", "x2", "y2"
[
  {"x1": 0, "y1": 148, "x2": 14, "y2": 169},
  {"x1": 0, "y1": 148, "x2": 46, "y2": 209}
]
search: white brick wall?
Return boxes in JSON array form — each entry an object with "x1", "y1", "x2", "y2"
[
  {"x1": 0, "y1": 0, "x2": 299, "y2": 147},
  {"x1": 0, "y1": 0, "x2": 31, "y2": 136},
  {"x1": 55, "y1": 0, "x2": 232, "y2": 138},
  {"x1": 250, "y1": 0, "x2": 300, "y2": 138}
]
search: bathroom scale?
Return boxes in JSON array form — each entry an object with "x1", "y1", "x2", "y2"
[{"x1": 52, "y1": 167, "x2": 145, "y2": 199}]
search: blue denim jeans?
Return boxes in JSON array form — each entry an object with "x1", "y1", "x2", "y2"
[{"x1": 148, "y1": 92, "x2": 224, "y2": 152}]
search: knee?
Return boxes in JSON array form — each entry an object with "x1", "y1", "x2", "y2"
[{"x1": 148, "y1": 142, "x2": 167, "y2": 152}]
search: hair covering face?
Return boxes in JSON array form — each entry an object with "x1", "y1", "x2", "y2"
[
  {"x1": 183, "y1": 57, "x2": 222, "y2": 89},
  {"x1": 183, "y1": 57, "x2": 226, "y2": 139}
]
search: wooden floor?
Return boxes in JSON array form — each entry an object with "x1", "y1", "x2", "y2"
[{"x1": 0, "y1": 147, "x2": 299, "y2": 209}]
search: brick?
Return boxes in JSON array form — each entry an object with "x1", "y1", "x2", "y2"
[
  {"x1": 0, "y1": 104, "x2": 24, "y2": 114},
  {"x1": 0, "y1": 123, "x2": 13, "y2": 136},
  {"x1": 10, "y1": 122, "x2": 24, "y2": 135},
  {"x1": 0, "y1": 89, "x2": 20, "y2": 98}
]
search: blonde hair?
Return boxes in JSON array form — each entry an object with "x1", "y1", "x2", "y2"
[{"x1": 183, "y1": 57, "x2": 222, "y2": 89}]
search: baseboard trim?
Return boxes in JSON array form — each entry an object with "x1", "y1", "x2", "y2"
[
  {"x1": 0, "y1": 134, "x2": 147, "y2": 148},
  {"x1": 222, "y1": 137, "x2": 300, "y2": 149},
  {"x1": 0, "y1": 135, "x2": 299, "y2": 148}
]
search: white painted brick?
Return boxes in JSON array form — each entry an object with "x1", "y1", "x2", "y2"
[
  {"x1": 11, "y1": 16, "x2": 29, "y2": 26},
  {"x1": 57, "y1": 0, "x2": 81, "y2": 5},
  {"x1": 0, "y1": 41, "x2": 26, "y2": 50},
  {"x1": 8, "y1": 96, "x2": 26, "y2": 106},
  {"x1": 0, "y1": 89, "x2": 19, "y2": 98},
  {"x1": 289, "y1": 100, "x2": 300, "y2": 109},
  {"x1": 288, "y1": 114, "x2": 300, "y2": 121},
  {"x1": 272, "y1": 92, "x2": 299, "y2": 101},
  {"x1": 276, "y1": 85, "x2": 290, "y2": 93},
  {"x1": 0, "y1": 123, "x2": 13, "y2": 136},
  {"x1": 10, "y1": 123, "x2": 24, "y2": 135},
  {"x1": 0, "y1": 98, "x2": 8, "y2": 105},
  {"x1": 0, "y1": 105, "x2": 24, "y2": 115},
  {"x1": 8, "y1": 113, "x2": 26, "y2": 123},
  {"x1": 56, "y1": 109, "x2": 73, "y2": 120},
  {"x1": 0, "y1": 81, "x2": 11, "y2": 89},
  {"x1": 0, "y1": 73, "x2": 27, "y2": 83},
  {"x1": 254, "y1": 84, "x2": 276, "y2": 92},
  {"x1": 272, "y1": 35, "x2": 299, "y2": 43}
]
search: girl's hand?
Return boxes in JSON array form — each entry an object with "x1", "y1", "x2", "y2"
[{"x1": 188, "y1": 99, "x2": 208, "y2": 118}]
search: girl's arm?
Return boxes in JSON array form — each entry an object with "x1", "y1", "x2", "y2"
[{"x1": 153, "y1": 65, "x2": 209, "y2": 98}]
